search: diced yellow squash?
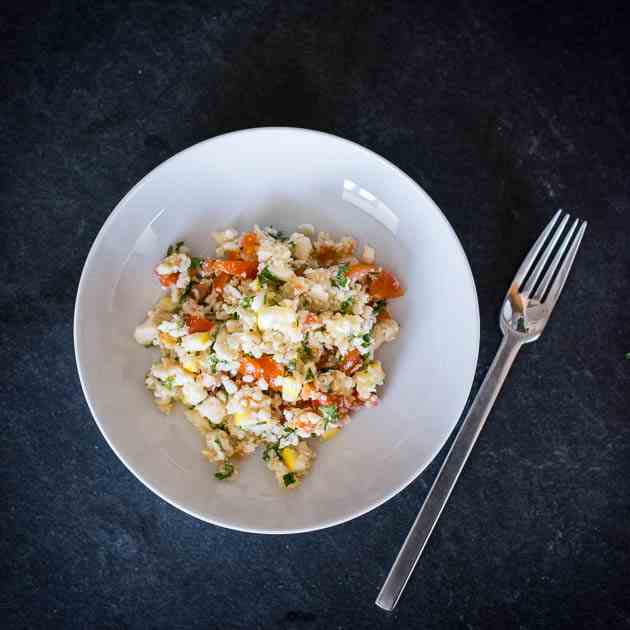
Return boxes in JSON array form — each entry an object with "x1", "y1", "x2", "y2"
[
  {"x1": 182, "y1": 356, "x2": 201, "y2": 373},
  {"x1": 234, "y1": 410, "x2": 255, "y2": 427},
  {"x1": 159, "y1": 331, "x2": 178, "y2": 349},
  {"x1": 322, "y1": 427, "x2": 340, "y2": 441},
  {"x1": 280, "y1": 447, "x2": 298, "y2": 471},
  {"x1": 181, "y1": 332, "x2": 212, "y2": 352}
]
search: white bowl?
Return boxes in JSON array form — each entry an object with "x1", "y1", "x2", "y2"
[{"x1": 74, "y1": 127, "x2": 479, "y2": 534}]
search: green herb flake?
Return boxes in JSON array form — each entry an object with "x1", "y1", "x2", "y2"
[
  {"x1": 373, "y1": 299, "x2": 387, "y2": 315},
  {"x1": 305, "y1": 368, "x2": 315, "y2": 382},
  {"x1": 241, "y1": 296, "x2": 254, "y2": 308},
  {"x1": 163, "y1": 376, "x2": 176, "y2": 390},
  {"x1": 206, "y1": 353, "x2": 219, "y2": 373},
  {"x1": 299, "y1": 334, "x2": 312, "y2": 361},
  {"x1": 262, "y1": 443, "x2": 280, "y2": 462},
  {"x1": 283, "y1": 472, "x2": 297, "y2": 487},
  {"x1": 332, "y1": 264, "x2": 349, "y2": 288},
  {"x1": 190, "y1": 256, "x2": 203, "y2": 269},
  {"x1": 320, "y1": 404, "x2": 339, "y2": 428},
  {"x1": 230, "y1": 312, "x2": 239, "y2": 320},
  {"x1": 214, "y1": 462, "x2": 234, "y2": 480},
  {"x1": 361, "y1": 333, "x2": 371, "y2": 348},
  {"x1": 287, "y1": 359, "x2": 297, "y2": 372},
  {"x1": 258, "y1": 266, "x2": 283, "y2": 288},
  {"x1": 340, "y1": 298, "x2": 353, "y2": 314}
]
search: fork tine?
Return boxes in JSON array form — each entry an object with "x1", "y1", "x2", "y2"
[
  {"x1": 512, "y1": 210, "x2": 563, "y2": 289},
  {"x1": 532, "y1": 217, "x2": 580, "y2": 301},
  {"x1": 521, "y1": 213, "x2": 570, "y2": 296},
  {"x1": 543, "y1": 221, "x2": 587, "y2": 309}
]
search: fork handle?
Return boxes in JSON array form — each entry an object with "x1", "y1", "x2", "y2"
[{"x1": 376, "y1": 334, "x2": 522, "y2": 611}]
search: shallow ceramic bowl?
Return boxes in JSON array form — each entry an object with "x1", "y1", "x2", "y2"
[{"x1": 74, "y1": 127, "x2": 479, "y2": 534}]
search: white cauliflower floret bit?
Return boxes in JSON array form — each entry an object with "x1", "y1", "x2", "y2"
[
  {"x1": 355, "y1": 361, "x2": 385, "y2": 400},
  {"x1": 204, "y1": 429, "x2": 233, "y2": 462},
  {"x1": 290, "y1": 232, "x2": 313, "y2": 260},
  {"x1": 182, "y1": 382, "x2": 208, "y2": 406},
  {"x1": 361, "y1": 244, "x2": 375, "y2": 263},
  {"x1": 372, "y1": 318, "x2": 400, "y2": 350},
  {"x1": 196, "y1": 396, "x2": 227, "y2": 424},
  {"x1": 212, "y1": 228, "x2": 239, "y2": 244},
  {"x1": 134, "y1": 317, "x2": 159, "y2": 346}
]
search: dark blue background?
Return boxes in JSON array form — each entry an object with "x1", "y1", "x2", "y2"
[{"x1": 3, "y1": 2, "x2": 629, "y2": 629}]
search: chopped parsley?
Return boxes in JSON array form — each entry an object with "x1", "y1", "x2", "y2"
[
  {"x1": 163, "y1": 376, "x2": 176, "y2": 390},
  {"x1": 283, "y1": 472, "x2": 297, "y2": 487},
  {"x1": 340, "y1": 297, "x2": 353, "y2": 314},
  {"x1": 373, "y1": 299, "x2": 387, "y2": 315},
  {"x1": 230, "y1": 312, "x2": 239, "y2": 320},
  {"x1": 299, "y1": 334, "x2": 312, "y2": 361},
  {"x1": 320, "y1": 404, "x2": 339, "y2": 428},
  {"x1": 190, "y1": 256, "x2": 203, "y2": 269},
  {"x1": 258, "y1": 266, "x2": 283, "y2": 288},
  {"x1": 361, "y1": 333, "x2": 371, "y2": 348},
  {"x1": 287, "y1": 359, "x2": 297, "y2": 372},
  {"x1": 305, "y1": 367, "x2": 315, "y2": 382},
  {"x1": 332, "y1": 263, "x2": 349, "y2": 288},
  {"x1": 241, "y1": 296, "x2": 254, "y2": 308},
  {"x1": 275, "y1": 230, "x2": 289, "y2": 242},
  {"x1": 206, "y1": 353, "x2": 219, "y2": 373},
  {"x1": 166, "y1": 241, "x2": 184, "y2": 256},
  {"x1": 262, "y1": 443, "x2": 280, "y2": 462},
  {"x1": 214, "y1": 462, "x2": 234, "y2": 480}
]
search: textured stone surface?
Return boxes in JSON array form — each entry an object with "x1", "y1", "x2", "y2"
[{"x1": 2, "y1": 2, "x2": 629, "y2": 629}]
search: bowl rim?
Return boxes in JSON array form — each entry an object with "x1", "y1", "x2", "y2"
[{"x1": 74, "y1": 126, "x2": 480, "y2": 534}]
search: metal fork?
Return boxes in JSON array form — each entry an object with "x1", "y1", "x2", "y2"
[{"x1": 376, "y1": 211, "x2": 587, "y2": 611}]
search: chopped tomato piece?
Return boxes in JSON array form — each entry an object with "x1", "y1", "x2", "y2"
[
  {"x1": 212, "y1": 272, "x2": 231, "y2": 293},
  {"x1": 258, "y1": 356, "x2": 284, "y2": 384},
  {"x1": 226, "y1": 250, "x2": 241, "y2": 260},
  {"x1": 239, "y1": 355, "x2": 284, "y2": 385},
  {"x1": 239, "y1": 356, "x2": 261, "y2": 378},
  {"x1": 346, "y1": 263, "x2": 379, "y2": 280},
  {"x1": 339, "y1": 349, "x2": 362, "y2": 375},
  {"x1": 303, "y1": 312, "x2": 320, "y2": 325},
  {"x1": 184, "y1": 314, "x2": 215, "y2": 333},
  {"x1": 210, "y1": 259, "x2": 258, "y2": 278},
  {"x1": 157, "y1": 272, "x2": 179, "y2": 287},
  {"x1": 369, "y1": 269, "x2": 405, "y2": 299},
  {"x1": 241, "y1": 232, "x2": 259, "y2": 259}
]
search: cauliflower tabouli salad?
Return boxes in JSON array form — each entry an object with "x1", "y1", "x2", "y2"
[{"x1": 134, "y1": 225, "x2": 405, "y2": 489}]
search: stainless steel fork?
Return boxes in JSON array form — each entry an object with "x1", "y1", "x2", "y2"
[{"x1": 376, "y1": 211, "x2": 587, "y2": 611}]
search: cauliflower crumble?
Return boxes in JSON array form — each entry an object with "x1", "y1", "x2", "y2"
[{"x1": 133, "y1": 225, "x2": 404, "y2": 489}]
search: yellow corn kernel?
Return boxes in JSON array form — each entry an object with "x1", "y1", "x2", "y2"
[
  {"x1": 280, "y1": 447, "x2": 298, "y2": 471},
  {"x1": 159, "y1": 331, "x2": 177, "y2": 349},
  {"x1": 182, "y1": 356, "x2": 201, "y2": 373},
  {"x1": 322, "y1": 427, "x2": 340, "y2": 441}
]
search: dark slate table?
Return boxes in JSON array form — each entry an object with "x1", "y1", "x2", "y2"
[{"x1": 3, "y1": 3, "x2": 629, "y2": 629}]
